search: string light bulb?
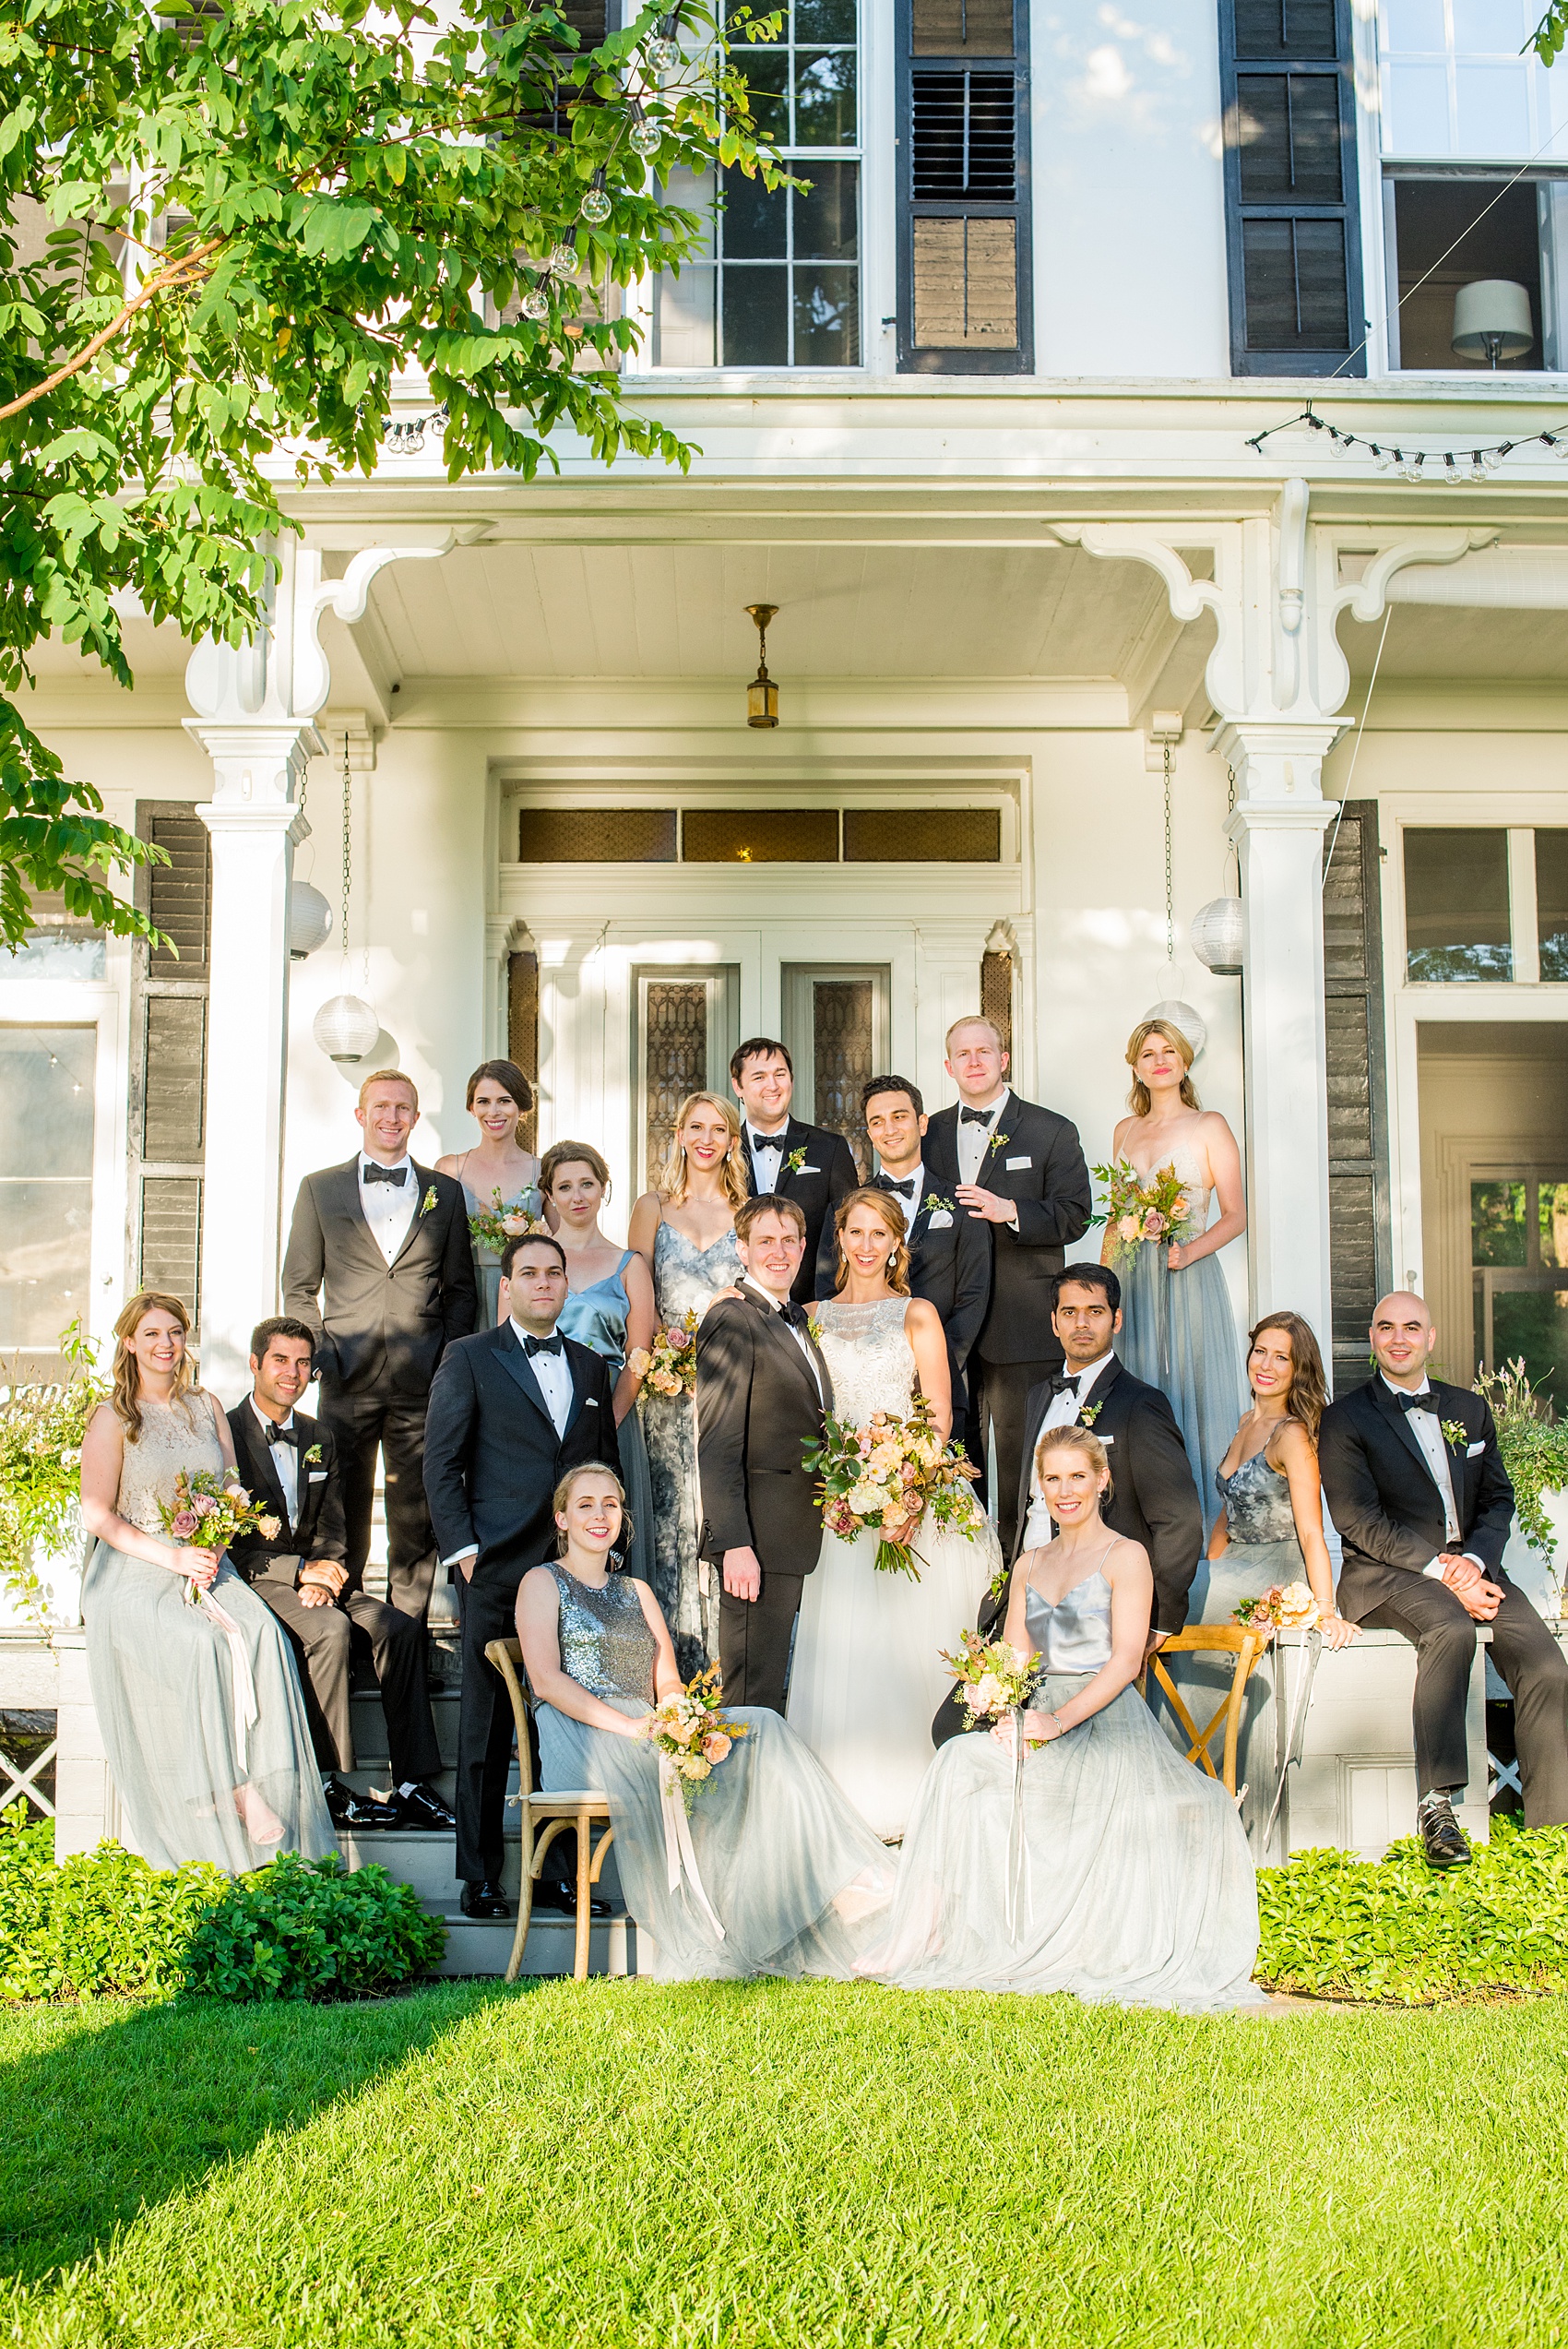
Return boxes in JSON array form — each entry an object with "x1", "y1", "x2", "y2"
[
  {"x1": 580, "y1": 173, "x2": 612, "y2": 225},
  {"x1": 629, "y1": 112, "x2": 663, "y2": 157},
  {"x1": 548, "y1": 242, "x2": 579, "y2": 276},
  {"x1": 521, "y1": 283, "x2": 551, "y2": 320}
]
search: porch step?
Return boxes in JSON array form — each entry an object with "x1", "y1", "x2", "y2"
[
  {"x1": 336, "y1": 1823, "x2": 629, "y2": 1973},
  {"x1": 430, "y1": 1913, "x2": 638, "y2": 1978}
]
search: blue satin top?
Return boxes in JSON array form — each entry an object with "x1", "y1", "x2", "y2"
[
  {"x1": 556, "y1": 1251, "x2": 636, "y2": 1373},
  {"x1": 1024, "y1": 1568, "x2": 1114, "y2": 1674}
]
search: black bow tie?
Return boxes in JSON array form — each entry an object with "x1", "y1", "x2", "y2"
[
  {"x1": 959, "y1": 1105, "x2": 993, "y2": 1127},
  {"x1": 1395, "y1": 1389, "x2": 1436, "y2": 1415},
  {"x1": 880, "y1": 1175, "x2": 917, "y2": 1198},
  {"x1": 779, "y1": 1300, "x2": 809, "y2": 1331},
  {"x1": 1051, "y1": 1373, "x2": 1083, "y2": 1398},
  {"x1": 749, "y1": 1130, "x2": 785, "y2": 1153},
  {"x1": 264, "y1": 1421, "x2": 299, "y2": 1449},
  {"x1": 363, "y1": 1163, "x2": 408, "y2": 1186},
  {"x1": 523, "y1": 1332, "x2": 564, "y2": 1358}
]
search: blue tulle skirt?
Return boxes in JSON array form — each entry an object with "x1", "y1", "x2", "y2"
[{"x1": 1119, "y1": 1245, "x2": 1247, "y2": 1536}]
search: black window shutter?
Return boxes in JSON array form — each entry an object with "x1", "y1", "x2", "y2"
[
  {"x1": 897, "y1": 0, "x2": 1031, "y2": 374},
  {"x1": 1219, "y1": 0, "x2": 1364, "y2": 376},
  {"x1": 1324, "y1": 804, "x2": 1392, "y2": 1394}
]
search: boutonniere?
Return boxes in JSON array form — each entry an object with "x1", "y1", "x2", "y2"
[
  {"x1": 303, "y1": 1444, "x2": 323, "y2": 1466},
  {"x1": 989, "y1": 1132, "x2": 1010, "y2": 1153},
  {"x1": 1078, "y1": 1401, "x2": 1103, "y2": 1428},
  {"x1": 1441, "y1": 1417, "x2": 1467, "y2": 1451},
  {"x1": 421, "y1": 1184, "x2": 439, "y2": 1215},
  {"x1": 921, "y1": 1193, "x2": 956, "y2": 1215},
  {"x1": 784, "y1": 1145, "x2": 808, "y2": 1177}
]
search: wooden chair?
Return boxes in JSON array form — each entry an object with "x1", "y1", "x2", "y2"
[
  {"x1": 1142, "y1": 1625, "x2": 1270, "y2": 1797},
  {"x1": 484, "y1": 1637, "x2": 617, "y2": 1985}
]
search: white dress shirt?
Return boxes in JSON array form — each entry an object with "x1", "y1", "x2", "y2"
[
  {"x1": 1381, "y1": 1374, "x2": 1475, "y2": 1576},
  {"x1": 359, "y1": 1152, "x2": 418, "y2": 1264},
  {"x1": 742, "y1": 1274, "x2": 823, "y2": 1399},
  {"x1": 1022, "y1": 1352, "x2": 1115, "y2": 1549},
  {"x1": 956, "y1": 1089, "x2": 1011, "y2": 1186},
  {"x1": 746, "y1": 1123, "x2": 789, "y2": 1195},
  {"x1": 877, "y1": 1163, "x2": 926, "y2": 1219},
  {"x1": 250, "y1": 1399, "x2": 298, "y2": 1530},
  {"x1": 515, "y1": 1318, "x2": 574, "y2": 1437}
]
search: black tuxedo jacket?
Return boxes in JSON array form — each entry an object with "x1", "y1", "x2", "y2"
[
  {"x1": 1006, "y1": 1357, "x2": 1203, "y2": 1634},
  {"x1": 873, "y1": 1171, "x2": 992, "y2": 1413},
  {"x1": 1318, "y1": 1377, "x2": 1516, "y2": 1624},
  {"x1": 743, "y1": 1117, "x2": 859, "y2": 1304},
  {"x1": 695, "y1": 1287, "x2": 835, "y2": 1573},
  {"x1": 422, "y1": 1323, "x2": 618, "y2": 1578},
  {"x1": 225, "y1": 1401, "x2": 346, "y2": 1588},
  {"x1": 923, "y1": 1093, "x2": 1092, "y2": 1365},
  {"x1": 281, "y1": 1157, "x2": 478, "y2": 1398}
]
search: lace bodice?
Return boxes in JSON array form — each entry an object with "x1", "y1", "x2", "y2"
[
  {"x1": 113, "y1": 1395, "x2": 228, "y2": 1536},
  {"x1": 551, "y1": 1566, "x2": 657, "y2": 1703},
  {"x1": 652, "y1": 1218, "x2": 742, "y2": 1328},
  {"x1": 1124, "y1": 1138, "x2": 1211, "y2": 1239},
  {"x1": 811, "y1": 1297, "x2": 916, "y2": 1427}
]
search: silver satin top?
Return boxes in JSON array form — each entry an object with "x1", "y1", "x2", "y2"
[
  {"x1": 551, "y1": 1565, "x2": 656, "y2": 1703},
  {"x1": 1024, "y1": 1568, "x2": 1114, "y2": 1674}
]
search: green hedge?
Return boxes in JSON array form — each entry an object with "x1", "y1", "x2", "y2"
[
  {"x1": 1258, "y1": 1818, "x2": 1568, "y2": 2003},
  {"x1": 0, "y1": 1806, "x2": 445, "y2": 2003}
]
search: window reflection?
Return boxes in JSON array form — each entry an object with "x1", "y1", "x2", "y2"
[
  {"x1": 1405, "y1": 827, "x2": 1513, "y2": 982},
  {"x1": 0, "y1": 1026, "x2": 96, "y2": 1348}
]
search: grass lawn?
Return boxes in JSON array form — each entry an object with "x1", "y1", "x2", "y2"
[{"x1": 3, "y1": 1980, "x2": 1567, "y2": 2348}]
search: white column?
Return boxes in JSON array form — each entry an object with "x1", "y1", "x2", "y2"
[
  {"x1": 1218, "y1": 721, "x2": 1342, "y2": 1363},
  {"x1": 187, "y1": 721, "x2": 320, "y2": 1397}
]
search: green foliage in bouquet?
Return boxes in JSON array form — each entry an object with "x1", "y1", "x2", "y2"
[
  {"x1": 0, "y1": 1804, "x2": 222, "y2": 2001},
  {"x1": 1256, "y1": 1818, "x2": 1568, "y2": 2004},
  {"x1": 0, "y1": 1318, "x2": 107, "y2": 1624},
  {"x1": 184, "y1": 1853, "x2": 446, "y2": 2003},
  {"x1": 1475, "y1": 1356, "x2": 1568, "y2": 1563}
]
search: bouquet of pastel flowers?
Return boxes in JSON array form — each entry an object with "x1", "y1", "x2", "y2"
[
  {"x1": 156, "y1": 1470, "x2": 278, "y2": 1604},
  {"x1": 940, "y1": 1629, "x2": 1051, "y2": 1740},
  {"x1": 627, "y1": 1308, "x2": 700, "y2": 1398},
  {"x1": 637, "y1": 1664, "x2": 748, "y2": 1812},
  {"x1": 1232, "y1": 1580, "x2": 1319, "y2": 1634},
  {"x1": 468, "y1": 1187, "x2": 549, "y2": 1254},
  {"x1": 805, "y1": 1393, "x2": 984, "y2": 1580},
  {"x1": 1087, "y1": 1159, "x2": 1192, "y2": 1269}
]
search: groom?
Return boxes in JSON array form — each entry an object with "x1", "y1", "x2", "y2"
[
  {"x1": 696, "y1": 1195, "x2": 835, "y2": 1712},
  {"x1": 423, "y1": 1232, "x2": 617, "y2": 1919}
]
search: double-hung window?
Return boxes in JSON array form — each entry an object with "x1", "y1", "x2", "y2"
[{"x1": 653, "y1": 2, "x2": 861, "y2": 369}]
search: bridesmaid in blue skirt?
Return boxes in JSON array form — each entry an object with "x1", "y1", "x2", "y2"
[
  {"x1": 1104, "y1": 1019, "x2": 1248, "y2": 1535},
  {"x1": 517, "y1": 1466, "x2": 894, "y2": 1983},
  {"x1": 541, "y1": 1139, "x2": 658, "y2": 1584}
]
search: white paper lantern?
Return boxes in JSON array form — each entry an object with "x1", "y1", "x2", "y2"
[
  {"x1": 1190, "y1": 894, "x2": 1244, "y2": 976},
  {"x1": 1143, "y1": 997, "x2": 1208, "y2": 1059},
  {"x1": 289, "y1": 880, "x2": 333, "y2": 960},
  {"x1": 313, "y1": 993, "x2": 381, "y2": 1063}
]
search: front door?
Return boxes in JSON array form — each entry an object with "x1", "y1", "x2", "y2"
[
  {"x1": 633, "y1": 964, "x2": 740, "y2": 1193},
  {"x1": 781, "y1": 963, "x2": 891, "y2": 1181}
]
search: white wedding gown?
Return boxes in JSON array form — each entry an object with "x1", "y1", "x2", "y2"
[{"x1": 787, "y1": 1297, "x2": 1001, "y2": 1839}]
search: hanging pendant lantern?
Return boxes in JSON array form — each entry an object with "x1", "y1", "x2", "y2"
[
  {"x1": 744, "y1": 602, "x2": 779, "y2": 728},
  {"x1": 289, "y1": 879, "x2": 333, "y2": 960},
  {"x1": 1143, "y1": 997, "x2": 1208, "y2": 1059},
  {"x1": 1190, "y1": 894, "x2": 1244, "y2": 976},
  {"x1": 313, "y1": 993, "x2": 381, "y2": 1063}
]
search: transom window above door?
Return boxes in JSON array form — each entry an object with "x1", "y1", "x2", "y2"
[
  {"x1": 516, "y1": 804, "x2": 1004, "y2": 862},
  {"x1": 1403, "y1": 826, "x2": 1568, "y2": 985}
]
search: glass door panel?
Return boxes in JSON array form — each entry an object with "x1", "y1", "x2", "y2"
[
  {"x1": 0, "y1": 1024, "x2": 97, "y2": 1346},
  {"x1": 781, "y1": 962, "x2": 890, "y2": 1180},
  {"x1": 633, "y1": 965, "x2": 739, "y2": 1193},
  {"x1": 1470, "y1": 1171, "x2": 1568, "y2": 1410}
]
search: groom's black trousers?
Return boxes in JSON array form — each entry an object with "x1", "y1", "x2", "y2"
[{"x1": 719, "y1": 1572, "x2": 805, "y2": 1715}]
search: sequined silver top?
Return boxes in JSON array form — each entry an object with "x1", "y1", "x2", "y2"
[
  {"x1": 551, "y1": 1565, "x2": 657, "y2": 1703},
  {"x1": 1024, "y1": 1567, "x2": 1114, "y2": 1674}
]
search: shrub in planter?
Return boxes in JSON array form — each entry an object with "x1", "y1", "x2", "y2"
[
  {"x1": 183, "y1": 1851, "x2": 446, "y2": 2002},
  {"x1": 0, "y1": 1803, "x2": 222, "y2": 2001}
]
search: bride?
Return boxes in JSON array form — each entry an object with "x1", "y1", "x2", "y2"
[{"x1": 788, "y1": 1186, "x2": 1000, "y2": 1838}]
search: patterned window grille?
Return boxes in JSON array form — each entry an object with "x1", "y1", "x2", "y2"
[
  {"x1": 643, "y1": 981, "x2": 711, "y2": 1191},
  {"x1": 813, "y1": 979, "x2": 877, "y2": 1179},
  {"x1": 681, "y1": 808, "x2": 840, "y2": 863},
  {"x1": 518, "y1": 808, "x2": 678, "y2": 862},
  {"x1": 980, "y1": 946, "x2": 1013, "y2": 1057},
  {"x1": 508, "y1": 948, "x2": 540, "y2": 1155},
  {"x1": 843, "y1": 806, "x2": 1000, "y2": 862}
]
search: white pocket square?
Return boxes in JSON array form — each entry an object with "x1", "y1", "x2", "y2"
[
  {"x1": 1467, "y1": 1440, "x2": 1485, "y2": 1458},
  {"x1": 582, "y1": 1398, "x2": 600, "y2": 1407},
  {"x1": 928, "y1": 1209, "x2": 954, "y2": 1229},
  {"x1": 308, "y1": 1471, "x2": 327, "y2": 1483},
  {"x1": 800, "y1": 1165, "x2": 821, "y2": 1175},
  {"x1": 1004, "y1": 1155, "x2": 1031, "y2": 1171},
  {"x1": 1096, "y1": 1431, "x2": 1114, "y2": 1445}
]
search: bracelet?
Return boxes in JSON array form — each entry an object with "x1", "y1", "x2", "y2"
[{"x1": 1050, "y1": 1711, "x2": 1065, "y2": 1739}]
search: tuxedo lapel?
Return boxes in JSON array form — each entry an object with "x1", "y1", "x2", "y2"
[
  {"x1": 390, "y1": 1162, "x2": 436, "y2": 1269},
  {"x1": 327, "y1": 1159, "x2": 383, "y2": 1265},
  {"x1": 772, "y1": 1119, "x2": 809, "y2": 1194},
  {"x1": 742, "y1": 1284, "x2": 824, "y2": 1413},
  {"x1": 1369, "y1": 1376, "x2": 1443, "y2": 1488},
  {"x1": 977, "y1": 1092, "x2": 1016, "y2": 1182},
  {"x1": 235, "y1": 1406, "x2": 291, "y2": 1528},
  {"x1": 490, "y1": 1322, "x2": 555, "y2": 1432}
]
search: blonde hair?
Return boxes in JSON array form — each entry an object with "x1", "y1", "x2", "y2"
[
  {"x1": 944, "y1": 1014, "x2": 1006, "y2": 1056},
  {"x1": 541, "y1": 1139, "x2": 612, "y2": 1198},
  {"x1": 1032, "y1": 1422, "x2": 1113, "y2": 1507},
  {"x1": 831, "y1": 1186, "x2": 912, "y2": 1297},
  {"x1": 658, "y1": 1091, "x2": 749, "y2": 1209},
  {"x1": 112, "y1": 1291, "x2": 198, "y2": 1443},
  {"x1": 357, "y1": 1067, "x2": 419, "y2": 1112},
  {"x1": 552, "y1": 1463, "x2": 630, "y2": 1560},
  {"x1": 1124, "y1": 1020, "x2": 1200, "y2": 1118}
]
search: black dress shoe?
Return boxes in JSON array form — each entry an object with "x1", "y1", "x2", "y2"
[
  {"x1": 391, "y1": 1783, "x2": 457, "y2": 1832},
  {"x1": 324, "y1": 1777, "x2": 400, "y2": 1830},
  {"x1": 1418, "y1": 1792, "x2": 1472, "y2": 1869},
  {"x1": 459, "y1": 1878, "x2": 513, "y2": 1920},
  {"x1": 530, "y1": 1882, "x2": 614, "y2": 1920}
]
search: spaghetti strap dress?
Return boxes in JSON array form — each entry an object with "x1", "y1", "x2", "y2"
[
  {"x1": 556, "y1": 1250, "x2": 657, "y2": 1583},
  {"x1": 457, "y1": 1151, "x2": 544, "y2": 1332}
]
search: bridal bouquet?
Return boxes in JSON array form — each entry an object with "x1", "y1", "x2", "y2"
[
  {"x1": 940, "y1": 1630, "x2": 1051, "y2": 1740},
  {"x1": 1088, "y1": 1159, "x2": 1191, "y2": 1268},
  {"x1": 156, "y1": 1470, "x2": 278, "y2": 1604},
  {"x1": 627, "y1": 1309, "x2": 700, "y2": 1398},
  {"x1": 637, "y1": 1664, "x2": 748, "y2": 1812},
  {"x1": 468, "y1": 1188, "x2": 549, "y2": 1254},
  {"x1": 805, "y1": 1395, "x2": 984, "y2": 1580},
  {"x1": 1233, "y1": 1580, "x2": 1319, "y2": 1633}
]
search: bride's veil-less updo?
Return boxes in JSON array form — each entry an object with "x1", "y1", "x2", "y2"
[
  {"x1": 1032, "y1": 1422, "x2": 1114, "y2": 1506},
  {"x1": 831, "y1": 1186, "x2": 912, "y2": 1296}
]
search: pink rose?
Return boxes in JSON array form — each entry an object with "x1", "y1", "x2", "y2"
[
  {"x1": 666, "y1": 1328, "x2": 691, "y2": 1352},
  {"x1": 171, "y1": 1510, "x2": 198, "y2": 1538},
  {"x1": 192, "y1": 1493, "x2": 215, "y2": 1518},
  {"x1": 702, "y1": 1733, "x2": 731, "y2": 1763}
]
